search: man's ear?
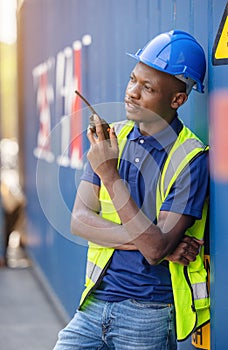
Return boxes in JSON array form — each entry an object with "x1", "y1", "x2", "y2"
[{"x1": 171, "y1": 92, "x2": 188, "y2": 109}]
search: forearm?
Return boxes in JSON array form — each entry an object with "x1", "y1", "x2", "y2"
[{"x1": 71, "y1": 205, "x2": 134, "y2": 247}]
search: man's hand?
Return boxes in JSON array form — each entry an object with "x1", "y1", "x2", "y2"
[
  {"x1": 87, "y1": 115, "x2": 119, "y2": 182},
  {"x1": 166, "y1": 236, "x2": 204, "y2": 266}
]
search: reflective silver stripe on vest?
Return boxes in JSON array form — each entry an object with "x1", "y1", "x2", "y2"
[
  {"x1": 192, "y1": 282, "x2": 208, "y2": 300},
  {"x1": 164, "y1": 138, "x2": 204, "y2": 194},
  {"x1": 86, "y1": 260, "x2": 102, "y2": 284},
  {"x1": 114, "y1": 120, "x2": 131, "y2": 135}
]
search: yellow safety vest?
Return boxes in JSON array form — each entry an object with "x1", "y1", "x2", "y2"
[{"x1": 79, "y1": 119, "x2": 210, "y2": 341}]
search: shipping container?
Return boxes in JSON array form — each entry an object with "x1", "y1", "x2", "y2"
[{"x1": 17, "y1": 1, "x2": 228, "y2": 348}]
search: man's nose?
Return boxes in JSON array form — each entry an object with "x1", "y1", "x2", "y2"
[{"x1": 126, "y1": 82, "x2": 141, "y2": 99}]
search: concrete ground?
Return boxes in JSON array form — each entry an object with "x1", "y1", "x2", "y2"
[{"x1": 0, "y1": 265, "x2": 65, "y2": 350}]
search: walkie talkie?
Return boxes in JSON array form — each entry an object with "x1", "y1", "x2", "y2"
[{"x1": 75, "y1": 90, "x2": 110, "y2": 140}]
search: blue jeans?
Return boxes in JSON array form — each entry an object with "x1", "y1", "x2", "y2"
[{"x1": 53, "y1": 295, "x2": 177, "y2": 350}]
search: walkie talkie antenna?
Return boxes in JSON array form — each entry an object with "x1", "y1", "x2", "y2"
[
  {"x1": 75, "y1": 90, "x2": 98, "y2": 116},
  {"x1": 75, "y1": 90, "x2": 110, "y2": 140}
]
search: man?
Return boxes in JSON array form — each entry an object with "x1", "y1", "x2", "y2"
[{"x1": 54, "y1": 30, "x2": 209, "y2": 350}]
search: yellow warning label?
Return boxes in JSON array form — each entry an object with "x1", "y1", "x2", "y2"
[
  {"x1": 192, "y1": 323, "x2": 210, "y2": 350},
  {"x1": 215, "y1": 15, "x2": 228, "y2": 59},
  {"x1": 212, "y1": 2, "x2": 228, "y2": 65}
]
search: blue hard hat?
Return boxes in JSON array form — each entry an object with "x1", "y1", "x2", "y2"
[{"x1": 127, "y1": 30, "x2": 206, "y2": 93}]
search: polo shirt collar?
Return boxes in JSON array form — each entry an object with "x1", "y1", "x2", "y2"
[{"x1": 128, "y1": 116, "x2": 183, "y2": 150}]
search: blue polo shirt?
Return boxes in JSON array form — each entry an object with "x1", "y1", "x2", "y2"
[{"x1": 81, "y1": 117, "x2": 209, "y2": 304}]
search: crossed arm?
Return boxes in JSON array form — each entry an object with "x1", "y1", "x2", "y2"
[
  {"x1": 71, "y1": 116, "x2": 203, "y2": 266},
  {"x1": 71, "y1": 180, "x2": 202, "y2": 266}
]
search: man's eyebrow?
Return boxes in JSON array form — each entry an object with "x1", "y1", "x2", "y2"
[
  {"x1": 130, "y1": 70, "x2": 155, "y2": 86},
  {"x1": 141, "y1": 77, "x2": 154, "y2": 85},
  {"x1": 131, "y1": 71, "x2": 153, "y2": 83},
  {"x1": 143, "y1": 78, "x2": 153, "y2": 84}
]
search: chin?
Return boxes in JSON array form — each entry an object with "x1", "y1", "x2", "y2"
[{"x1": 125, "y1": 111, "x2": 140, "y2": 122}]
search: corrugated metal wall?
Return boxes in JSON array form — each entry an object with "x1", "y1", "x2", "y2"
[{"x1": 17, "y1": 0, "x2": 228, "y2": 348}]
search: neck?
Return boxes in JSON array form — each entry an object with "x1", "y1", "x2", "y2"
[{"x1": 138, "y1": 114, "x2": 177, "y2": 136}]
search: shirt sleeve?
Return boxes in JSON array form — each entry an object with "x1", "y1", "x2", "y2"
[
  {"x1": 160, "y1": 151, "x2": 209, "y2": 219},
  {"x1": 80, "y1": 161, "x2": 101, "y2": 186}
]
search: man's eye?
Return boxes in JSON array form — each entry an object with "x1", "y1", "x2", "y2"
[{"x1": 145, "y1": 85, "x2": 152, "y2": 91}]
